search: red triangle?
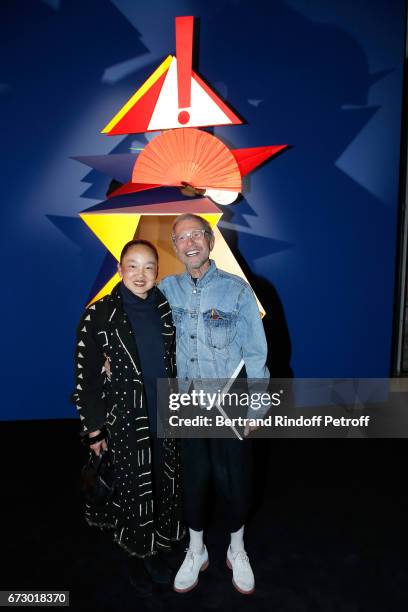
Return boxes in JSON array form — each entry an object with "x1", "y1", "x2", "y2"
[
  {"x1": 106, "y1": 69, "x2": 169, "y2": 135},
  {"x1": 108, "y1": 182, "x2": 160, "y2": 199},
  {"x1": 232, "y1": 145, "x2": 288, "y2": 176}
]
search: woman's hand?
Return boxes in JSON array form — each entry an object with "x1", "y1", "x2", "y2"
[
  {"x1": 89, "y1": 429, "x2": 108, "y2": 456},
  {"x1": 103, "y1": 354, "x2": 111, "y2": 380}
]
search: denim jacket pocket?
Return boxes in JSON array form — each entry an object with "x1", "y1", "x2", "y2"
[{"x1": 203, "y1": 309, "x2": 237, "y2": 350}]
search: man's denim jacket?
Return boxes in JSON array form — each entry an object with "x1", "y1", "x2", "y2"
[{"x1": 159, "y1": 260, "x2": 269, "y2": 383}]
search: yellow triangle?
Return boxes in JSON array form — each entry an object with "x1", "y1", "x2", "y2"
[
  {"x1": 87, "y1": 273, "x2": 120, "y2": 306},
  {"x1": 199, "y1": 213, "x2": 222, "y2": 229},
  {"x1": 80, "y1": 213, "x2": 141, "y2": 261}
]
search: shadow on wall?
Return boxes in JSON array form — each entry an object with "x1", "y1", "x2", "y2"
[
  {"x1": 205, "y1": 0, "x2": 397, "y2": 378},
  {"x1": 220, "y1": 214, "x2": 293, "y2": 379}
]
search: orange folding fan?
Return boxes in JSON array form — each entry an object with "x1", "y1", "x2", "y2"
[{"x1": 132, "y1": 128, "x2": 242, "y2": 192}]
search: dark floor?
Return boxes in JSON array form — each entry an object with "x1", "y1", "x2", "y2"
[{"x1": 1, "y1": 420, "x2": 407, "y2": 612}]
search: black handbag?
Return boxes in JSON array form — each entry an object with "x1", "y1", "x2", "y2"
[{"x1": 81, "y1": 449, "x2": 115, "y2": 505}]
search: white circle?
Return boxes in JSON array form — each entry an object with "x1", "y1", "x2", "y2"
[{"x1": 204, "y1": 189, "x2": 239, "y2": 205}]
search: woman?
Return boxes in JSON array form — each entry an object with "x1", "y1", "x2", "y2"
[{"x1": 72, "y1": 239, "x2": 183, "y2": 595}]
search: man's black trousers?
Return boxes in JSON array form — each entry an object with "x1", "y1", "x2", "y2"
[{"x1": 180, "y1": 437, "x2": 253, "y2": 533}]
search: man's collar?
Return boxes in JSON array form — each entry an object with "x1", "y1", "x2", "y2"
[{"x1": 183, "y1": 259, "x2": 217, "y2": 287}]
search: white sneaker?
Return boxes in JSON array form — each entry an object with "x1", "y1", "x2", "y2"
[
  {"x1": 173, "y1": 546, "x2": 209, "y2": 593},
  {"x1": 226, "y1": 545, "x2": 255, "y2": 594}
]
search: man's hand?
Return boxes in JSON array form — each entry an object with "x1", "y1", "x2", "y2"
[
  {"x1": 89, "y1": 429, "x2": 108, "y2": 456},
  {"x1": 243, "y1": 423, "x2": 259, "y2": 437}
]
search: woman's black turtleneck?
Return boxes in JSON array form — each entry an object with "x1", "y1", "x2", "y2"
[{"x1": 120, "y1": 283, "x2": 167, "y2": 432}]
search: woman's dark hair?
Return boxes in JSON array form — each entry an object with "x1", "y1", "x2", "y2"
[{"x1": 119, "y1": 239, "x2": 159, "y2": 263}]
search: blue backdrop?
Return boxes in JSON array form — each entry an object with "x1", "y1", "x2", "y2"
[{"x1": 1, "y1": 0, "x2": 405, "y2": 420}]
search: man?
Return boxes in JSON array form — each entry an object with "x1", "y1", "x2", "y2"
[{"x1": 159, "y1": 213, "x2": 269, "y2": 595}]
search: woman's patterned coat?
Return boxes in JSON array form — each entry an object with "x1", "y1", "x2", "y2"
[{"x1": 72, "y1": 283, "x2": 183, "y2": 557}]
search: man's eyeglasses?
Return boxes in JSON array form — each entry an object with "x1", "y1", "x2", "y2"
[{"x1": 173, "y1": 229, "x2": 209, "y2": 245}]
